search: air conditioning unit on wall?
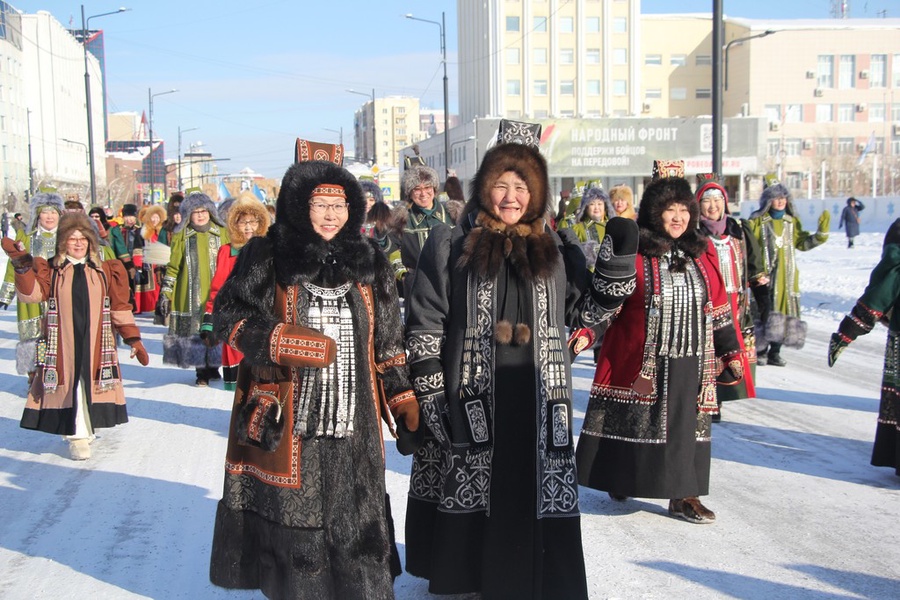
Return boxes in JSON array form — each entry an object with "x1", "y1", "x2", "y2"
[
  {"x1": 894, "y1": 124, "x2": 900, "y2": 136},
  {"x1": 859, "y1": 70, "x2": 869, "y2": 79},
  {"x1": 802, "y1": 139, "x2": 813, "y2": 150},
  {"x1": 857, "y1": 142, "x2": 867, "y2": 151},
  {"x1": 641, "y1": 102, "x2": 651, "y2": 113},
  {"x1": 856, "y1": 103, "x2": 867, "y2": 112},
  {"x1": 769, "y1": 122, "x2": 780, "y2": 132},
  {"x1": 814, "y1": 88, "x2": 824, "y2": 97},
  {"x1": 805, "y1": 70, "x2": 816, "y2": 79}
]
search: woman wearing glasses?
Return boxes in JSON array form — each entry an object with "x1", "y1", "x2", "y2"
[
  {"x1": 158, "y1": 192, "x2": 230, "y2": 386},
  {"x1": 200, "y1": 193, "x2": 270, "y2": 391},
  {"x1": 2, "y1": 212, "x2": 149, "y2": 460},
  {"x1": 209, "y1": 148, "x2": 417, "y2": 599}
]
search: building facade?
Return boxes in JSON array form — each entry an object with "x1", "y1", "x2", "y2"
[{"x1": 0, "y1": 1, "x2": 27, "y2": 213}]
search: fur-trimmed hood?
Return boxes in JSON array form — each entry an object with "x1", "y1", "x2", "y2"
[
  {"x1": 54, "y1": 211, "x2": 102, "y2": 265},
  {"x1": 457, "y1": 143, "x2": 557, "y2": 282},
  {"x1": 226, "y1": 196, "x2": 270, "y2": 249},
  {"x1": 268, "y1": 160, "x2": 376, "y2": 287},
  {"x1": 140, "y1": 205, "x2": 167, "y2": 240},
  {"x1": 28, "y1": 192, "x2": 65, "y2": 232},
  {"x1": 637, "y1": 176, "x2": 707, "y2": 266},
  {"x1": 176, "y1": 192, "x2": 224, "y2": 232},
  {"x1": 576, "y1": 186, "x2": 611, "y2": 222},
  {"x1": 751, "y1": 183, "x2": 796, "y2": 218}
]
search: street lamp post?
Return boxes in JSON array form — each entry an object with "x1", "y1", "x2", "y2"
[
  {"x1": 324, "y1": 127, "x2": 344, "y2": 146},
  {"x1": 177, "y1": 126, "x2": 198, "y2": 192},
  {"x1": 61, "y1": 138, "x2": 89, "y2": 165},
  {"x1": 81, "y1": 5, "x2": 130, "y2": 207},
  {"x1": 406, "y1": 12, "x2": 450, "y2": 180},
  {"x1": 148, "y1": 88, "x2": 177, "y2": 204}
]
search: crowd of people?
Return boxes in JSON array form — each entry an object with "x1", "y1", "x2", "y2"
[{"x1": 1, "y1": 126, "x2": 896, "y2": 599}]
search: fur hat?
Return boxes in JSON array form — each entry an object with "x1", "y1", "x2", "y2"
[
  {"x1": 140, "y1": 205, "x2": 167, "y2": 240},
  {"x1": 609, "y1": 184, "x2": 636, "y2": 219},
  {"x1": 28, "y1": 191, "x2": 65, "y2": 231},
  {"x1": 176, "y1": 192, "x2": 224, "y2": 232},
  {"x1": 269, "y1": 159, "x2": 374, "y2": 287},
  {"x1": 576, "y1": 186, "x2": 610, "y2": 222},
  {"x1": 121, "y1": 203, "x2": 139, "y2": 218},
  {"x1": 464, "y1": 142, "x2": 549, "y2": 226},
  {"x1": 54, "y1": 211, "x2": 100, "y2": 263},
  {"x1": 359, "y1": 179, "x2": 384, "y2": 205},
  {"x1": 226, "y1": 194, "x2": 270, "y2": 248},
  {"x1": 216, "y1": 197, "x2": 236, "y2": 224},
  {"x1": 756, "y1": 182, "x2": 795, "y2": 217},
  {"x1": 88, "y1": 206, "x2": 110, "y2": 229},
  {"x1": 443, "y1": 175, "x2": 466, "y2": 202},
  {"x1": 402, "y1": 165, "x2": 440, "y2": 201},
  {"x1": 636, "y1": 176, "x2": 707, "y2": 264}
]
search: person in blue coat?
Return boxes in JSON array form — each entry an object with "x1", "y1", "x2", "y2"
[{"x1": 839, "y1": 197, "x2": 865, "y2": 248}]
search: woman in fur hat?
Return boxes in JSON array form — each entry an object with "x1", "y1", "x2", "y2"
[
  {"x1": 199, "y1": 194, "x2": 270, "y2": 391},
  {"x1": 133, "y1": 204, "x2": 166, "y2": 314},
  {"x1": 1, "y1": 212, "x2": 149, "y2": 460},
  {"x1": 87, "y1": 206, "x2": 124, "y2": 261},
  {"x1": 696, "y1": 175, "x2": 762, "y2": 416},
  {"x1": 570, "y1": 186, "x2": 611, "y2": 267},
  {"x1": 745, "y1": 181, "x2": 830, "y2": 366},
  {"x1": 576, "y1": 177, "x2": 743, "y2": 525},
  {"x1": 159, "y1": 192, "x2": 229, "y2": 386},
  {"x1": 404, "y1": 141, "x2": 607, "y2": 598},
  {"x1": 208, "y1": 152, "x2": 417, "y2": 599},
  {"x1": 610, "y1": 183, "x2": 637, "y2": 220},
  {"x1": 0, "y1": 192, "x2": 65, "y2": 382}
]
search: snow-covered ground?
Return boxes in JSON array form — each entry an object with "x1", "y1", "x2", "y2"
[{"x1": 0, "y1": 229, "x2": 897, "y2": 600}]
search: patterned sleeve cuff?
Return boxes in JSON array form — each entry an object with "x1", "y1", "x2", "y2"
[{"x1": 406, "y1": 330, "x2": 445, "y2": 364}]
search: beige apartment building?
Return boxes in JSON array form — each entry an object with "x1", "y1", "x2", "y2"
[{"x1": 352, "y1": 96, "x2": 429, "y2": 168}]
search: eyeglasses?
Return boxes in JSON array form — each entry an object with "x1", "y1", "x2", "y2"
[
  {"x1": 191, "y1": 209, "x2": 209, "y2": 215},
  {"x1": 411, "y1": 186, "x2": 433, "y2": 196},
  {"x1": 237, "y1": 219, "x2": 260, "y2": 228},
  {"x1": 309, "y1": 202, "x2": 349, "y2": 215},
  {"x1": 68, "y1": 236, "x2": 89, "y2": 245}
]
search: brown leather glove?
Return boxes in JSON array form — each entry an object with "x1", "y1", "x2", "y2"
[
  {"x1": 130, "y1": 340, "x2": 150, "y2": 366},
  {"x1": 270, "y1": 323, "x2": 337, "y2": 369},
  {"x1": 394, "y1": 399, "x2": 420, "y2": 432}
]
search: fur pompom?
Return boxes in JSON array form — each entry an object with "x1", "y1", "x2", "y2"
[
  {"x1": 495, "y1": 320, "x2": 513, "y2": 345},
  {"x1": 514, "y1": 323, "x2": 531, "y2": 345}
]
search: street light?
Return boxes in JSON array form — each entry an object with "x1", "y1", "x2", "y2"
[
  {"x1": 81, "y1": 5, "x2": 130, "y2": 207},
  {"x1": 406, "y1": 11, "x2": 450, "y2": 179},
  {"x1": 324, "y1": 127, "x2": 344, "y2": 146},
  {"x1": 61, "y1": 138, "x2": 89, "y2": 165},
  {"x1": 724, "y1": 29, "x2": 777, "y2": 91},
  {"x1": 449, "y1": 136, "x2": 475, "y2": 166},
  {"x1": 177, "y1": 126, "x2": 198, "y2": 192},
  {"x1": 148, "y1": 88, "x2": 178, "y2": 204}
]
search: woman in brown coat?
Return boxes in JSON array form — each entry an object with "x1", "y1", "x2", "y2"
[{"x1": 1, "y1": 212, "x2": 149, "y2": 460}]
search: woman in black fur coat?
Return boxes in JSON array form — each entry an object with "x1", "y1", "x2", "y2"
[{"x1": 208, "y1": 148, "x2": 418, "y2": 600}]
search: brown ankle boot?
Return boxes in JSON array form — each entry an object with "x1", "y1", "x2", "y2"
[{"x1": 668, "y1": 497, "x2": 716, "y2": 524}]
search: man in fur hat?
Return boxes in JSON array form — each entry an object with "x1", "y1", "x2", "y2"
[
  {"x1": 397, "y1": 165, "x2": 454, "y2": 295},
  {"x1": 119, "y1": 204, "x2": 143, "y2": 310},
  {"x1": 0, "y1": 192, "x2": 65, "y2": 382},
  {"x1": 159, "y1": 192, "x2": 229, "y2": 386},
  {"x1": 746, "y1": 180, "x2": 829, "y2": 366}
]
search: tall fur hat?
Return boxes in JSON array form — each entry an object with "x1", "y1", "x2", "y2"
[
  {"x1": 609, "y1": 184, "x2": 635, "y2": 219},
  {"x1": 54, "y1": 211, "x2": 100, "y2": 263},
  {"x1": 121, "y1": 203, "x2": 139, "y2": 218},
  {"x1": 464, "y1": 142, "x2": 549, "y2": 226},
  {"x1": 359, "y1": 179, "x2": 384, "y2": 205},
  {"x1": 636, "y1": 176, "x2": 707, "y2": 262},
  {"x1": 28, "y1": 191, "x2": 65, "y2": 231},
  {"x1": 176, "y1": 192, "x2": 224, "y2": 232},
  {"x1": 226, "y1": 193, "x2": 270, "y2": 248},
  {"x1": 401, "y1": 165, "x2": 440, "y2": 201},
  {"x1": 576, "y1": 186, "x2": 611, "y2": 222}
]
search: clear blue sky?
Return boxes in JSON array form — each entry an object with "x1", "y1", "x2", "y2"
[{"x1": 24, "y1": 0, "x2": 897, "y2": 179}]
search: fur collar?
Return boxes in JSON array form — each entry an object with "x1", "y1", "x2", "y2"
[
  {"x1": 457, "y1": 210, "x2": 558, "y2": 281},
  {"x1": 269, "y1": 226, "x2": 376, "y2": 287}
]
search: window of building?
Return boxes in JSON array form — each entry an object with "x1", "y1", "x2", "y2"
[
  {"x1": 560, "y1": 48, "x2": 574, "y2": 64},
  {"x1": 816, "y1": 104, "x2": 833, "y2": 122},
  {"x1": 586, "y1": 17, "x2": 600, "y2": 33},
  {"x1": 893, "y1": 140, "x2": 900, "y2": 156},
  {"x1": 397, "y1": 107, "x2": 405, "y2": 113},
  {"x1": 506, "y1": 48, "x2": 520, "y2": 64},
  {"x1": 560, "y1": 17, "x2": 574, "y2": 33},
  {"x1": 533, "y1": 16, "x2": 547, "y2": 32},
  {"x1": 507, "y1": 79, "x2": 521, "y2": 96},
  {"x1": 782, "y1": 139, "x2": 802, "y2": 156},
  {"x1": 586, "y1": 49, "x2": 601, "y2": 64},
  {"x1": 613, "y1": 17, "x2": 627, "y2": 33},
  {"x1": 670, "y1": 87, "x2": 687, "y2": 100},
  {"x1": 894, "y1": 54, "x2": 900, "y2": 87},
  {"x1": 893, "y1": 102, "x2": 900, "y2": 122},
  {"x1": 839, "y1": 55, "x2": 855, "y2": 89},
  {"x1": 670, "y1": 54, "x2": 686, "y2": 66},
  {"x1": 767, "y1": 140, "x2": 781, "y2": 157},
  {"x1": 784, "y1": 104, "x2": 803, "y2": 123},
  {"x1": 870, "y1": 103, "x2": 885, "y2": 122},
  {"x1": 534, "y1": 109, "x2": 549, "y2": 118},
  {"x1": 645, "y1": 54, "x2": 662, "y2": 66},
  {"x1": 817, "y1": 138, "x2": 833, "y2": 156},
  {"x1": 817, "y1": 55, "x2": 834, "y2": 88},
  {"x1": 870, "y1": 54, "x2": 887, "y2": 88},
  {"x1": 837, "y1": 137, "x2": 854, "y2": 153},
  {"x1": 838, "y1": 103, "x2": 855, "y2": 122},
  {"x1": 613, "y1": 80, "x2": 627, "y2": 96},
  {"x1": 533, "y1": 48, "x2": 548, "y2": 64},
  {"x1": 613, "y1": 48, "x2": 627, "y2": 65},
  {"x1": 695, "y1": 54, "x2": 712, "y2": 66},
  {"x1": 764, "y1": 104, "x2": 781, "y2": 123},
  {"x1": 507, "y1": 110, "x2": 522, "y2": 118},
  {"x1": 645, "y1": 88, "x2": 662, "y2": 99},
  {"x1": 396, "y1": 128, "x2": 405, "y2": 136},
  {"x1": 534, "y1": 80, "x2": 548, "y2": 96},
  {"x1": 506, "y1": 16, "x2": 520, "y2": 32},
  {"x1": 696, "y1": 88, "x2": 711, "y2": 99},
  {"x1": 560, "y1": 110, "x2": 576, "y2": 117},
  {"x1": 587, "y1": 80, "x2": 601, "y2": 96},
  {"x1": 560, "y1": 80, "x2": 575, "y2": 95}
]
